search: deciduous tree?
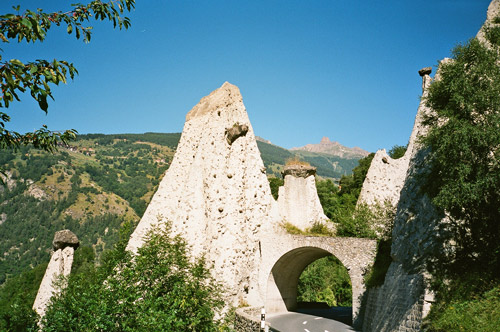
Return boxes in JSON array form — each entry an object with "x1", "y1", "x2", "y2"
[{"x1": 0, "y1": 1, "x2": 135, "y2": 152}]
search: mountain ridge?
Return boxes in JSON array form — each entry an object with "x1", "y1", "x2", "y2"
[{"x1": 291, "y1": 136, "x2": 369, "y2": 159}]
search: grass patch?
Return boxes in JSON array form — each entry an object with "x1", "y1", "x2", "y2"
[
  {"x1": 282, "y1": 221, "x2": 335, "y2": 237},
  {"x1": 285, "y1": 156, "x2": 310, "y2": 166},
  {"x1": 424, "y1": 285, "x2": 500, "y2": 332}
]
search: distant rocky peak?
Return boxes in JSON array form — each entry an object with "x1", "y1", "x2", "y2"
[{"x1": 291, "y1": 137, "x2": 369, "y2": 159}]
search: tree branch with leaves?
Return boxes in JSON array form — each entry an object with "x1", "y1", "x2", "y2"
[{"x1": 0, "y1": 0, "x2": 135, "y2": 152}]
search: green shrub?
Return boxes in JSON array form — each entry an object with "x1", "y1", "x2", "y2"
[
  {"x1": 424, "y1": 284, "x2": 500, "y2": 332},
  {"x1": 43, "y1": 223, "x2": 230, "y2": 331}
]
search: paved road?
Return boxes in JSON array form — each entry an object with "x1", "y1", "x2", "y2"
[{"x1": 267, "y1": 311, "x2": 358, "y2": 332}]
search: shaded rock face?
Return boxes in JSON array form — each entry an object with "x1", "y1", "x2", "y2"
[
  {"x1": 52, "y1": 229, "x2": 79, "y2": 250},
  {"x1": 33, "y1": 231, "x2": 79, "y2": 319},
  {"x1": 362, "y1": 3, "x2": 498, "y2": 331}
]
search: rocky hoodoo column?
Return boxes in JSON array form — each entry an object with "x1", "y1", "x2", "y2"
[
  {"x1": 277, "y1": 164, "x2": 330, "y2": 231},
  {"x1": 33, "y1": 230, "x2": 79, "y2": 318},
  {"x1": 126, "y1": 82, "x2": 281, "y2": 307}
]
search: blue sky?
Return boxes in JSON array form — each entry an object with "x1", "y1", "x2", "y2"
[{"x1": 0, "y1": 0, "x2": 493, "y2": 152}]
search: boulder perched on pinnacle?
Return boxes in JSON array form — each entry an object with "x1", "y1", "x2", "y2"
[
  {"x1": 282, "y1": 164, "x2": 316, "y2": 178},
  {"x1": 418, "y1": 67, "x2": 432, "y2": 76},
  {"x1": 52, "y1": 229, "x2": 79, "y2": 250}
]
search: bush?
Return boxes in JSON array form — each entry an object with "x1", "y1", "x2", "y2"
[
  {"x1": 424, "y1": 283, "x2": 500, "y2": 332},
  {"x1": 43, "y1": 223, "x2": 230, "y2": 331}
]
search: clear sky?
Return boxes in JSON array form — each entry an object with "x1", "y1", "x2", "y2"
[{"x1": 0, "y1": 0, "x2": 493, "y2": 152}]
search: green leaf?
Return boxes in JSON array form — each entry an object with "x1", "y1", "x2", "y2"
[{"x1": 67, "y1": 24, "x2": 73, "y2": 34}]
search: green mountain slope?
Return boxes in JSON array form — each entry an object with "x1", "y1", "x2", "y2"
[{"x1": 0, "y1": 133, "x2": 365, "y2": 284}]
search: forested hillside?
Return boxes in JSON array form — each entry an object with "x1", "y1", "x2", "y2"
[
  {"x1": 0, "y1": 134, "x2": 178, "y2": 284},
  {"x1": 0, "y1": 133, "x2": 365, "y2": 285}
]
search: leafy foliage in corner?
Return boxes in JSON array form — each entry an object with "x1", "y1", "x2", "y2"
[
  {"x1": 43, "y1": 223, "x2": 230, "y2": 332},
  {"x1": 0, "y1": 1, "x2": 135, "y2": 152},
  {"x1": 0, "y1": 263, "x2": 45, "y2": 332}
]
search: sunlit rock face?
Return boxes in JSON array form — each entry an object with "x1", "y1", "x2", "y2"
[{"x1": 126, "y1": 82, "x2": 281, "y2": 306}]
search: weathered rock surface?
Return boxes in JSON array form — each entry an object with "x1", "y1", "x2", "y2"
[
  {"x1": 362, "y1": 3, "x2": 497, "y2": 331},
  {"x1": 33, "y1": 231, "x2": 79, "y2": 319},
  {"x1": 278, "y1": 164, "x2": 330, "y2": 230},
  {"x1": 477, "y1": 0, "x2": 500, "y2": 45},
  {"x1": 52, "y1": 229, "x2": 80, "y2": 250},
  {"x1": 127, "y1": 82, "x2": 281, "y2": 307}
]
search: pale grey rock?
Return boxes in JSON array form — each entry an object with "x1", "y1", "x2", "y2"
[
  {"x1": 358, "y1": 66, "x2": 432, "y2": 210},
  {"x1": 362, "y1": 3, "x2": 497, "y2": 331},
  {"x1": 277, "y1": 167, "x2": 330, "y2": 231}
]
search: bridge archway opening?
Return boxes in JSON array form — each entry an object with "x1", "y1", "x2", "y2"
[{"x1": 265, "y1": 246, "x2": 352, "y2": 322}]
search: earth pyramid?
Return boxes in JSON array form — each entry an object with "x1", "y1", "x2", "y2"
[{"x1": 127, "y1": 82, "x2": 282, "y2": 306}]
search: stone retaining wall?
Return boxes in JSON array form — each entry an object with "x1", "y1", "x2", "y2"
[
  {"x1": 234, "y1": 307, "x2": 271, "y2": 332},
  {"x1": 362, "y1": 264, "x2": 425, "y2": 332}
]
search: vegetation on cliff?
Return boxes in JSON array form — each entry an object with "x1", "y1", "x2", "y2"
[{"x1": 422, "y1": 21, "x2": 500, "y2": 331}]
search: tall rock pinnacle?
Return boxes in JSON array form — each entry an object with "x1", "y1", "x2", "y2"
[{"x1": 127, "y1": 82, "x2": 280, "y2": 306}]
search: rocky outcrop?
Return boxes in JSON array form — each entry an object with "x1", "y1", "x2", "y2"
[
  {"x1": 52, "y1": 229, "x2": 79, "y2": 250},
  {"x1": 477, "y1": 0, "x2": 500, "y2": 45},
  {"x1": 277, "y1": 164, "x2": 330, "y2": 230},
  {"x1": 126, "y1": 82, "x2": 375, "y2": 320},
  {"x1": 33, "y1": 230, "x2": 79, "y2": 319}
]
